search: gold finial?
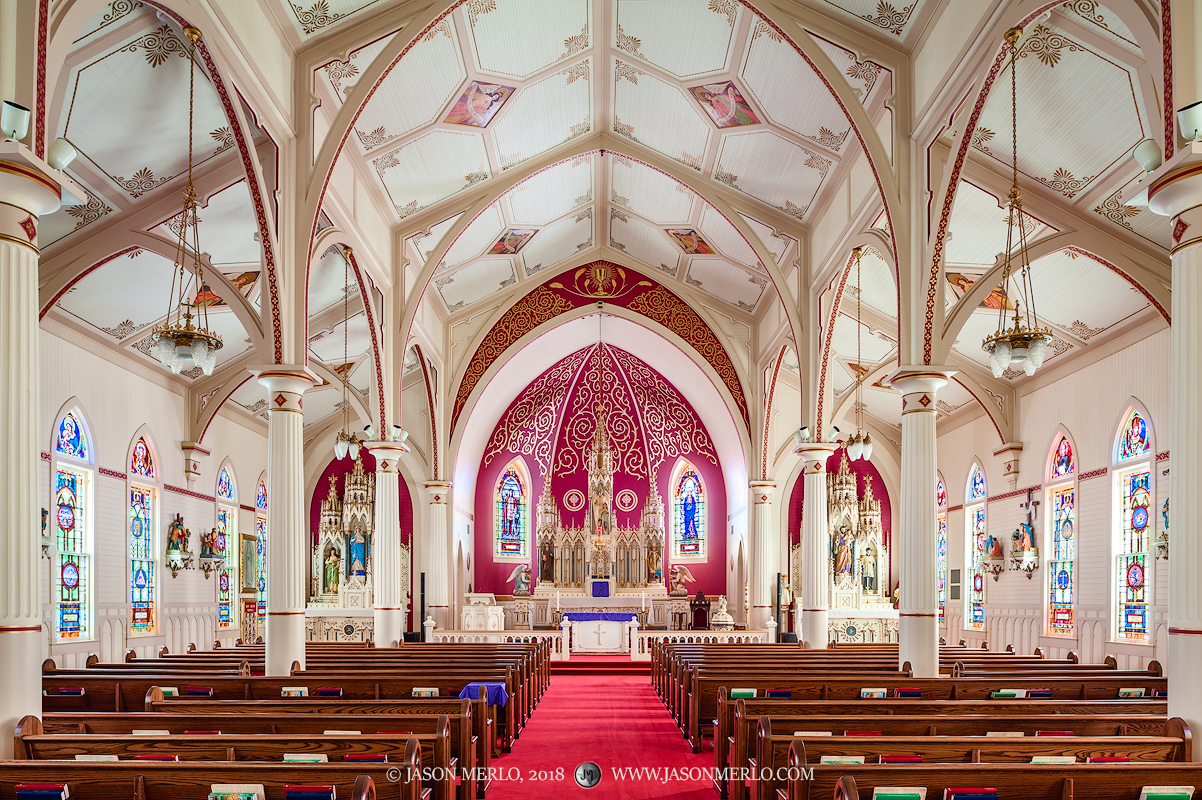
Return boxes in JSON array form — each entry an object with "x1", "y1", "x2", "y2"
[
  {"x1": 183, "y1": 26, "x2": 202, "y2": 44},
  {"x1": 1004, "y1": 27, "x2": 1022, "y2": 46}
]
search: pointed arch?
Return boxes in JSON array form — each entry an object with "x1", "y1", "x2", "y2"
[
  {"x1": 1113, "y1": 399, "x2": 1155, "y2": 465},
  {"x1": 215, "y1": 459, "x2": 239, "y2": 503},
  {"x1": 1045, "y1": 426, "x2": 1078, "y2": 637},
  {"x1": 51, "y1": 399, "x2": 96, "y2": 641},
  {"x1": 126, "y1": 426, "x2": 161, "y2": 636},
  {"x1": 965, "y1": 460, "x2": 987, "y2": 631},
  {"x1": 671, "y1": 458, "x2": 707, "y2": 561},
  {"x1": 1112, "y1": 399, "x2": 1154, "y2": 643},
  {"x1": 494, "y1": 457, "x2": 531, "y2": 562}
]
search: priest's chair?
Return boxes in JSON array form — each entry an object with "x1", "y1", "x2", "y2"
[{"x1": 689, "y1": 591, "x2": 710, "y2": 630}]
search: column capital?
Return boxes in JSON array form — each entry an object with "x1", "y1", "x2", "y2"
[
  {"x1": 0, "y1": 143, "x2": 87, "y2": 251},
  {"x1": 794, "y1": 442, "x2": 838, "y2": 466},
  {"x1": 424, "y1": 481, "x2": 452, "y2": 503},
  {"x1": 363, "y1": 441, "x2": 409, "y2": 472},
  {"x1": 749, "y1": 481, "x2": 776, "y2": 503},
  {"x1": 887, "y1": 366, "x2": 955, "y2": 400},
  {"x1": 1147, "y1": 141, "x2": 1202, "y2": 217},
  {"x1": 251, "y1": 366, "x2": 319, "y2": 414}
]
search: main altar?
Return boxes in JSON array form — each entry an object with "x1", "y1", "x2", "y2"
[
  {"x1": 306, "y1": 457, "x2": 411, "y2": 641},
  {"x1": 791, "y1": 453, "x2": 897, "y2": 643}
]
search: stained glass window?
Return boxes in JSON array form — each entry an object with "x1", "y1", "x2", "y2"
[
  {"x1": 217, "y1": 468, "x2": 234, "y2": 500},
  {"x1": 1051, "y1": 436, "x2": 1075, "y2": 478},
  {"x1": 673, "y1": 463, "x2": 705, "y2": 559},
  {"x1": 216, "y1": 506, "x2": 236, "y2": 628},
  {"x1": 969, "y1": 465, "x2": 986, "y2": 500},
  {"x1": 1118, "y1": 410, "x2": 1151, "y2": 461},
  {"x1": 129, "y1": 485, "x2": 156, "y2": 633},
  {"x1": 130, "y1": 437, "x2": 155, "y2": 478},
  {"x1": 256, "y1": 481, "x2": 267, "y2": 511},
  {"x1": 56, "y1": 467, "x2": 89, "y2": 639},
  {"x1": 1117, "y1": 467, "x2": 1151, "y2": 641},
  {"x1": 495, "y1": 465, "x2": 527, "y2": 558},
  {"x1": 1048, "y1": 485, "x2": 1075, "y2": 634},
  {"x1": 937, "y1": 479, "x2": 947, "y2": 624},
  {"x1": 55, "y1": 412, "x2": 88, "y2": 460},
  {"x1": 968, "y1": 506, "x2": 986, "y2": 629},
  {"x1": 255, "y1": 515, "x2": 267, "y2": 624}
]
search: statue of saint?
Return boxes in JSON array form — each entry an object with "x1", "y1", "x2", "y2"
[
  {"x1": 647, "y1": 547, "x2": 662, "y2": 584},
  {"x1": 860, "y1": 545, "x2": 876, "y2": 591},
  {"x1": 323, "y1": 549, "x2": 339, "y2": 593},
  {"x1": 834, "y1": 529, "x2": 853, "y2": 576},
  {"x1": 348, "y1": 527, "x2": 367, "y2": 576},
  {"x1": 539, "y1": 538, "x2": 555, "y2": 582}
]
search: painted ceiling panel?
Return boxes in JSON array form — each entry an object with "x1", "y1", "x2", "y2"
[
  {"x1": 438, "y1": 204, "x2": 505, "y2": 274},
  {"x1": 809, "y1": 32, "x2": 891, "y2": 108},
  {"x1": 73, "y1": 2, "x2": 154, "y2": 48},
  {"x1": 351, "y1": 23, "x2": 466, "y2": 150},
  {"x1": 1092, "y1": 173, "x2": 1172, "y2": 249},
  {"x1": 608, "y1": 210, "x2": 681, "y2": 277},
  {"x1": 1056, "y1": 1, "x2": 1140, "y2": 53},
  {"x1": 309, "y1": 245, "x2": 356, "y2": 318},
  {"x1": 860, "y1": 384, "x2": 904, "y2": 427},
  {"x1": 815, "y1": 0, "x2": 925, "y2": 39},
  {"x1": 713, "y1": 130, "x2": 828, "y2": 220},
  {"x1": 56, "y1": 249, "x2": 179, "y2": 339},
  {"x1": 287, "y1": 0, "x2": 386, "y2": 38},
  {"x1": 203, "y1": 309, "x2": 255, "y2": 369},
  {"x1": 611, "y1": 0, "x2": 739, "y2": 80},
  {"x1": 153, "y1": 181, "x2": 261, "y2": 268},
  {"x1": 491, "y1": 59, "x2": 593, "y2": 170},
  {"x1": 944, "y1": 181, "x2": 1053, "y2": 293},
  {"x1": 309, "y1": 312, "x2": 373, "y2": 363},
  {"x1": 372, "y1": 130, "x2": 490, "y2": 219},
  {"x1": 301, "y1": 385, "x2": 345, "y2": 428},
  {"x1": 507, "y1": 155, "x2": 594, "y2": 225},
  {"x1": 436, "y1": 258, "x2": 518, "y2": 311},
  {"x1": 521, "y1": 207, "x2": 596, "y2": 276},
  {"x1": 846, "y1": 247, "x2": 896, "y2": 319},
  {"x1": 698, "y1": 205, "x2": 759, "y2": 270},
  {"x1": 319, "y1": 32, "x2": 399, "y2": 106},
  {"x1": 830, "y1": 314, "x2": 896, "y2": 365},
  {"x1": 228, "y1": 376, "x2": 269, "y2": 416},
  {"x1": 464, "y1": 0, "x2": 592, "y2": 81},
  {"x1": 684, "y1": 257, "x2": 766, "y2": 312},
  {"x1": 609, "y1": 156, "x2": 695, "y2": 225},
  {"x1": 38, "y1": 170, "x2": 115, "y2": 248},
  {"x1": 741, "y1": 23, "x2": 852, "y2": 153},
  {"x1": 1025, "y1": 250, "x2": 1150, "y2": 333},
  {"x1": 739, "y1": 214, "x2": 795, "y2": 266},
  {"x1": 612, "y1": 60, "x2": 712, "y2": 172},
  {"x1": 411, "y1": 213, "x2": 466, "y2": 266}
]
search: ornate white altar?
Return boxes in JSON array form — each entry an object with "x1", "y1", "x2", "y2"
[
  {"x1": 567, "y1": 615, "x2": 640, "y2": 652},
  {"x1": 461, "y1": 593, "x2": 505, "y2": 631}
]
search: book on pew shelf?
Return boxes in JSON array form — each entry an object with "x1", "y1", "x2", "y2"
[
  {"x1": 410, "y1": 687, "x2": 439, "y2": 698},
  {"x1": 845, "y1": 730, "x2": 883, "y2": 736},
  {"x1": 316, "y1": 688, "x2": 343, "y2": 697},
  {"x1": 766, "y1": 690, "x2": 791, "y2": 698},
  {"x1": 1155, "y1": 689, "x2": 1169, "y2": 698},
  {"x1": 131, "y1": 730, "x2": 171, "y2": 736},
  {"x1": 159, "y1": 687, "x2": 178, "y2": 697},
  {"x1": 1026, "y1": 689, "x2": 1052, "y2": 698},
  {"x1": 793, "y1": 731, "x2": 834, "y2": 737},
  {"x1": 1120, "y1": 687, "x2": 1147, "y2": 698},
  {"x1": 343, "y1": 754, "x2": 387, "y2": 763},
  {"x1": 872, "y1": 789, "x2": 926, "y2": 800},
  {"x1": 133, "y1": 754, "x2": 179, "y2": 761},
  {"x1": 283, "y1": 754, "x2": 328, "y2": 763},
  {"x1": 942, "y1": 790, "x2": 999, "y2": 800},
  {"x1": 985, "y1": 731, "x2": 1024, "y2": 737},
  {"x1": 211, "y1": 784, "x2": 264, "y2": 800},
  {"x1": 322, "y1": 730, "x2": 361, "y2": 736},
  {"x1": 1031, "y1": 756, "x2": 1076, "y2": 764},
  {"x1": 185, "y1": 731, "x2": 221, "y2": 735},
  {"x1": 730, "y1": 688, "x2": 757, "y2": 699},
  {"x1": 186, "y1": 686, "x2": 214, "y2": 697},
  {"x1": 54, "y1": 687, "x2": 85, "y2": 695},
  {"x1": 282, "y1": 785, "x2": 336, "y2": 800},
  {"x1": 880, "y1": 755, "x2": 923, "y2": 764},
  {"x1": 15, "y1": 784, "x2": 69, "y2": 800},
  {"x1": 819, "y1": 756, "x2": 865, "y2": 764},
  {"x1": 860, "y1": 688, "x2": 888, "y2": 699},
  {"x1": 990, "y1": 689, "x2": 1026, "y2": 699},
  {"x1": 74, "y1": 755, "x2": 119, "y2": 761},
  {"x1": 375, "y1": 731, "x2": 413, "y2": 735},
  {"x1": 894, "y1": 688, "x2": 922, "y2": 698},
  {"x1": 1088, "y1": 756, "x2": 1131, "y2": 763},
  {"x1": 1138, "y1": 787, "x2": 1194, "y2": 800},
  {"x1": 1034, "y1": 730, "x2": 1074, "y2": 736},
  {"x1": 281, "y1": 686, "x2": 309, "y2": 698},
  {"x1": 210, "y1": 792, "x2": 260, "y2": 800}
]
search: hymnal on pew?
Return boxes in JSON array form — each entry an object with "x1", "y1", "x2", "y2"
[
  {"x1": 1034, "y1": 730, "x2": 1073, "y2": 736},
  {"x1": 186, "y1": 730, "x2": 221, "y2": 734},
  {"x1": 73, "y1": 755, "x2": 118, "y2": 761},
  {"x1": 323, "y1": 730, "x2": 361, "y2": 735},
  {"x1": 316, "y1": 688, "x2": 343, "y2": 697},
  {"x1": 411, "y1": 687, "x2": 439, "y2": 698},
  {"x1": 894, "y1": 688, "x2": 922, "y2": 698},
  {"x1": 942, "y1": 789, "x2": 999, "y2": 800},
  {"x1": 880, "y1": 755, "x2": 923, "y2": 764},
  {"x1": 872, "y1": 789, "x2": 925, "y2": 799},
  {"x1": 15, "y1": 784, "x2": 69, "y2": 800},
  {"x1": 860, "y1": 688, "x2": 887, "y2": 699},
  {"x1": 845, "y1": 730, "x2": 882, "y2": 736},
  {"x1": 985, "y1": 732, "x2": 1024, "y2": 737},
  {"x1": 1120, "y1": 687, "x2": 1147, "y2": 698},
  {"x1": 131, "y1": 730, "x2": 170, "y2": 735},
  {"x1": 211, "y1": 782, "x2": 265, "y2": 800},
  {"x1": 281, "y1": 687, "x2": 309, "y2": 697},
  {"x1": 819, "y1": 755, "x2": 865, "y2": 764},
  {"x1": 1088, "y1": 756, "x2": 1131, "y2": 763},
  {"x1": 283, "y1": 784, "x2": 336, "y2": 800},
  {"x1": 730, "y1": 688, "x2": 756, "y2": 699},
  {"x1": 133, "y1": 754, "x2": 179, "y2": 761},
  {"x1": 343, "y1": 754, "x2": 387, "y2": 762},
  {"x1": 160, "y1": 687, "x2": 179, "y2": 697},
  {"x1": 283, "y1": 754, "x2": 328, "y2": 763},
  {"x1": 186, "y1": 686, "x2": 214, "y2": 697},
  {"x1": 1138, "y1": 787, "x2": 1194, "y2": 800},
  {"x1": 1031, "y1": 755, "x2": 1076, "y2": 764},
  {"x1": 50, "y1": 687, "x2": 84, "y2": 696}
]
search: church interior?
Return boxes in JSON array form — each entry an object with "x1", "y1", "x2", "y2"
[{"x1": 0, "y1": 0, "x2": 1199, "y2": 796}]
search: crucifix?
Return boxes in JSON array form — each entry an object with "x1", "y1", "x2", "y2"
[{"x1": 1019, "y1": 487, "x2": 1040, "y2": 527}]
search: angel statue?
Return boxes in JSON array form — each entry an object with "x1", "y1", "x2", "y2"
[
  {"x1": 507, "y1": 563, "x2": 532, "y2": 597},
  {"x1": 669, "y1": 563, "x2": 696, "y2": 596}
]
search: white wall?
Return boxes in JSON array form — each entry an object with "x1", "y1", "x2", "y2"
[
  {"x1": 39, "y1": 330, "x2": 267, "y2": 667},
  {"x1": 938, "y1": 328, "x2": 1169, "y2": 668}
]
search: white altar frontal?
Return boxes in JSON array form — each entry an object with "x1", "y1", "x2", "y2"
[{"x1": 568, "y1": 615, "x2": 640, "y2": 653}]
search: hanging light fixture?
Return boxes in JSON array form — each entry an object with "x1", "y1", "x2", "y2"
[
  {"x1": 846, "y1": 248, "x2": 872, "y2": 462},
  {"x1": 151, "y1": 26, "x2": 223, "y2": 376},
  {"x1": 332, "y1": 246, "x2": 359, "y2": 460},
  {"x1": 981, "y1": 27, "x2": 1053, "y2": 379}
]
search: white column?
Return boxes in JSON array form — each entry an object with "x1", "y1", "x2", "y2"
[
  {"x1": 0, "y1": 148, "x2": 81, "y2": 758},
  {"x1": 795, "y1": 444, "x2": 836, "y2": 648},
  {"x1": 889, "y1": 368, "x2": 953, "y2": 677},
  {"x1": 366, "y1": 442, "x2": 408, "y2": 647},
  {"x1": 424, "y1": 481, "x2": 452, "y2": 629},
  {"x1": 1147, "y1": 140, "x2": 1202, "y2": 756},
  {"x1": 748, "y1": 481, "x2": 776, "y2": 630},
  {"x1": 253, "y1": 368, "x2": 317, "y2": 675}
]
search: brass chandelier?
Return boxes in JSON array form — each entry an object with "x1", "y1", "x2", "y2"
[
  {"x1": 151, "y1": 26, "x2": 223, "y2": 376},
  {"x1": 981, "y1": 26, "x2": 1052, "y2": 379},
  {"x1": 845, "y1": 247, "x2": 872, "y2": 462}
]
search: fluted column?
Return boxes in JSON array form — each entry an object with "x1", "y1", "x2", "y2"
[
  {"x1": 1147, "y1": 140, "x2": 1202, "y2": 755},
  {"x1": 366, "y1": 442, "x2": 408, "y2": 647},
  {"x1": 748, "y1": 481, "x2": 776, "y2": 630},
  {"x1": 795, "y1": 444, "x2": 837, "y2": 648},
  {"x1": 0, "y1": 148, "x2": 81, "y2": 757},
  {"x1": 889, "y1": 367, "x2": 953, "y2": 677},
  {"x1": 253, "y1": 367, "x2": 317, "y2": 675},
  {"x1": 425, "y1": 481, "x2": 452, "y2": 629}
]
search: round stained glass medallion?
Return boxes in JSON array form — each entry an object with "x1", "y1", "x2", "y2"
[
  {"x1": 57, "y1": 504, "x2": 75, "y2": 531},
  {"x1": 134, "y1": 568, "x2": 148, "y2": 590},
  {"x1": 938, "y1": 540, "x2": 946, "y2": 554},
  {"x1": 216, "y1": 532, "x2": 226, "y2": 550},
  {"x1": 219, "y1": 573, "x2": 229, "y2": 591},
  {"x1": 1127, "y1": 561, "x2": 1145, "y2": 590},
  {"x1": 258, "y1": 577, "x2": 266, "y2": 592},
  {"x1": 1056, "y1": 569, "x2": 1070, "y2": 589},
  {"x1": 973, "y1": 574, "x2": 984, "y2": 592},
  {"x1": 1132, "y1": 506, "x2": 1149, "y2": 531},
  {"x1": 257, "y1": 540, "x2": 264, "y2": 555},
  {"x1": 61, "y1": 561, "x2": 79, "y2": 589}
]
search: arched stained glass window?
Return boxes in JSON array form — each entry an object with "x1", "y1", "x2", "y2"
[
  {"x1": 1051, "y1": 436, "x2": 1075, "y2": 478},
  {"x1": 936, "y1": 478, "x2": 947, "y2": 624},
  {"x1": 256, "y1": 481, "x2": 267, "y2": 511},
  {"x1": 1047, "y1": 434, "x2": 1077, "y2": 636},
  {"x1": 217, "y1": 468, "x2": 234, "y2": 500},
  {"x1": 673, "y1": 462, "x2": 705, "y2": 559},
  {"x1": 966, "y1": 465, "x2": 986, "y2": 630},
  {"x1": 1118, "y1": 409, "x2": 1151, "y2": 462},
  {"x1": 970, "y1": 466, "x2": 986, "y2": 500},
  {"x1": 53, "y1": 406, "x2": 93, "y2": 641},
  {"x1": 56, "y1": 411, "x2": 88, "y2": 460},
  {"x1": 495, "y1": 463, "x2": 528, "y2": 559},
  {"x1": 129, "y1": 485, "x2": 156, "y2": 633},
  {"x1": 1114, "y1": 406, "x2": 1153, "y2": 642},
  {"x1": 256, "y1": 478, "x2": 267, "y2": 625},
  {"x1": 130, "y1": 437, "x2": 155, "y2": 478},
  {"x1": 216, "y1": 506, "x2": 235, "y2": 628}
]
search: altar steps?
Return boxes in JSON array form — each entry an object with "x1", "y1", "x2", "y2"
[{"x1": 551, "y1": 657, "x2": 650, "y2": 676}]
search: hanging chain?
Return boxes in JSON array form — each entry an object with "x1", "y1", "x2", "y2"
[
  {"x1": 341, "y1": 247, "x2": 351, "y2": 434},
  {"x1": 854, "y1": 247, "x2": 862, "y2": 433}
]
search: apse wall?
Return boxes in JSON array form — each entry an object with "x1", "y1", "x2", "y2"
[
  {"x1": 473, "y1": 343, "x2": 728, "y2": 596},
  {"x1": 38, "y1": 329, "x2": 268, "y2": 666},
  {"x1": 937, "y1": 323, "x2": 1169, "y2": 669}
]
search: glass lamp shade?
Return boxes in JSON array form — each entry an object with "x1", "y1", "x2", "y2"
[
  {"x1": 201, "y1": 343, "x2": 218, "y2": 375},
  {"x1": 988, "y1": 339, "x2": 1011, "y2": 378},
  {"x1": 1028, "y1": 335, "x2": 1049, "y2": 369},
  {"x1": 155, "y1": 334, "x2": 176, "y2": 367},
  {"x1": 191, "y1": 337, "x2": 210, "y2": 369},
  {"x1": 1010, "y1": 345, "x2": 1029, "y2": 363},
  {"x1": 334, "y1": 436, "x2": 350, "y2": 460},
  {"x1": 349, "y1": 439, "x2": 361, "y2": 460},
  {"x1": 171, "y1": 344, "x2": 190, "y2": 375},
  {"x1": 847, "y1": 433, "x2": 863, "y2": 461},
  {"x1": 1023, "y1": 356, "x2": 1036, "y2": 376},
  {"x1": 861, "y1": 434, "x2": 873, "y2": 461}
]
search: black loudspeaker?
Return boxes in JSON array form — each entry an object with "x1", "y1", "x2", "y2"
[
  {"x1": 779, "y1": 632, "x2": 799, "y2": 644},
  {"x1": 403, "y1": 632, "x2": 421, "y2": 643},
  {"x1": 420, "y1": 572, "x2": 427, "y2": 641}
]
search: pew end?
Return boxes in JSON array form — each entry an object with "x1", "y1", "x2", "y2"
[
  {"x1": 1105, "y1": 655, "x2": 1119, "y2": 669},
  {"x1": 1167, "y1": 716, "x2": 1193, "y2": 761},
  {"x1": 1150, "y1": 659, "x2": 1164, "y2": 676},
  {"x1": 1006, "y1": 644, "x2": 1015, "y2": 653},
  {"x1": 144, "y1": 685, "x2": 164, "y2": 711},
  {"x1": 353, "y1": 776, "x2": 376, "y2": 800},
  {"x1": 1068, "y1": 651, "x2": 1079, "y2": 663},
  {"x1": 158, "y1": 646, "x2": 169, "y2": 657},
  {"x1": 41, "y1": 659, "x2": 56, "y2": 673},
  {"x1": 13, "y1": 714, "x2": 43, "y2": 759},
  {"x1": 834, "y1": 775, "x2": 859, "y2": 800},
  {"x1": 86, "y1": 653, "x2": 99, "y2": 667},
  {"x1": 187, "y1": 642, "x2": 196, "y2": 652},
  {"x1": 125, "y1": 649, "x2": 136, "y2": 662}
]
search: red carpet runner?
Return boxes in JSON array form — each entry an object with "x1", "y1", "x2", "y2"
[{"x1": 489, "y1": 659, "x2": 713, "y2": 799}]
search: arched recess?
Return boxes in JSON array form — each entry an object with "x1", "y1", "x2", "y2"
[
  {"x1": 50, "y1": 398, "x2": 97, "y2": 643},
  {"x1": 43, "y1": 0, "x2": 284, "y2": 361},
  {"x1": 1110, "y1": 396, "x2": 1156, "y2": 644},
  {"x1": 1044, "y1": 424, "x2": 1078, "y2": 638},
  {"x1": 125, "y1": 425, "x2": 163, "y2": 636},
  {"x1": 761, "y1": 344, "x2": 795, "y2": 482},
  {"x1": 922, "y1": 0, "x2": 1166, "y2": 365},
  {"x1": 492, "y1": 455, "x2": 533, "y2": 563},
  {"x1": 409, "y1": 344, "x2": 441, "y2": 482}
]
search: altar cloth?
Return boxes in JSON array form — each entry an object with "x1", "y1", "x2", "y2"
[
  {"x1": 561, "y1": 612, "x2": 639, "y2": 622},
  {"x1": 458, "y1": 681, "x2": 509, "y2": 706}
]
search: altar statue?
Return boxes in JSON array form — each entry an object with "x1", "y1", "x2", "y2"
[
  {"x1": 323, "y1": 548, "x2": 340, "y2": 593},
  {"x1": 507, "y1": 563, "x2": 531, "y2": 596},
  {"x1": 647, "y1": 547, "x2": 662, "y2": 584},
  {"x1": 985, "y1": 533, "x2": 1004, "y2": 558},
  {"x1": 349, "y1": 527, "x2": 367, "y2": 576},
  {"x1": 1013, "y1": 522, "x2": 1036, "y2": 553},
  {"x1": 669, "y1": 563, "x2": 695, "y2": 596},
  {"x1": 834, "y1": 528, "x2": 853, "y2": 575},
  {"x1": 539, "y1": 538, "x2": 554, "y2": 582},
  {"x1": 860, "y1": 545, "x2": 877, "y2": 591},
  {"x1": 200, "y1": 528, "x2": 218, "y2": 559}
]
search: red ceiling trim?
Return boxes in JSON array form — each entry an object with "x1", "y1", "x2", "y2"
[
  {"x1": 1162, "y1": 0, "x2": 1174, "y2": 160},
  {"x1": 761, "y1": 344, "x2": 789, "y2": 480},
  {"x1": 1064, "y1": 246, "x2": 1170, "y2": 323},
  {"x1": 40, "y1": 246, "x2": 141, "y2": 319},
  {"x1": 35, "y1": 0, "x2": 48, "y2": 158},
  {"x1": 815, "y1": 253, "x2": 856, "y2": 437}
]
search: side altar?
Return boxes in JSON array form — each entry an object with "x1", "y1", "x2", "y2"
[{"x1": 305, "y1": 457, "x2": 411, "y2": 641}]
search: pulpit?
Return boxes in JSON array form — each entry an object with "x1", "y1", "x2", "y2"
[{"x1": 689, "y1": 591, "x2": 710, "y2": 630}]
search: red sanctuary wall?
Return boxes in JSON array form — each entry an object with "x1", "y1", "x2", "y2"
[
  {"x1": 474, "y1": 343, "x2": 728, "y2": 596},
  {"x1": 787, "y1": 450, "x2": 894, "y2": 584},
  {"x1": 309, "y1": 451, "x2": 414, "y2": 546}
]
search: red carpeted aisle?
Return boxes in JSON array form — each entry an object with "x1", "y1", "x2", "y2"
[{"x1": 488, "y1": 661, "x2": 713, "y2": 799}]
